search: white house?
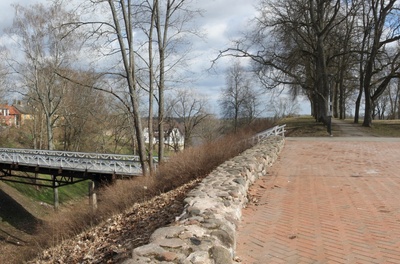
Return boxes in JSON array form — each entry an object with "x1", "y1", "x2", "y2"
[
  {"x1": 143, "y1": 127, "x2": 157, "y2": 145},
  {"x1": 164, "y1": 127, "x2": 185, "y2": 151},
  {"x1": 143, "y1": 127, "x2": 185, "y2": 151}
]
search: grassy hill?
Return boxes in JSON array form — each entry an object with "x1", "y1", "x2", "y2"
[
  {"x1": 278, "y1": 116, "x2": 400, "y2": 137},
  {"x1": 5, "y1": 178, "x2": 89, "y2": 205},
  {"x1": 0, "y1": 179, "x2": 90, "y2": 263}
]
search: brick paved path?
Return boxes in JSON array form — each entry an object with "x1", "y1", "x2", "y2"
[{"x1": 236, "y1": 138, "x2": 400, "y2": 264}]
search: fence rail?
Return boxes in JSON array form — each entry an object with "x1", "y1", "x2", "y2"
[{"x1": 250, "y1": 124, "x2": 286, "y2": 144}]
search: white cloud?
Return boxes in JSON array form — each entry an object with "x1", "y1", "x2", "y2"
[
  {"x1": 0, "y1": 2, "x2": 16, "y2": 33},
  {"x1": 0, "y1": 0, "x2": 50, "y2": 33},
  {"x1": 0, "y1": 0, "x2": 265, "y2": 115}
]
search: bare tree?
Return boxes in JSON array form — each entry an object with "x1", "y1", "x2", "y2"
[
  {"x1": 193, "y1": 115, "x2": 222, "y2": 144},
  {"x1": 63, "y1": 0, "x2": 201, "y2": 173},
  {"x1": 329, "y1": 1, "x2": 360, "y2": 119},
  {"x1": 387, "y1": 79, "x2": 400, "y2": 119},
  {"x1": 167, "y1": 88, "x2": 210, "y2": 148},
  {"x1": 359, "y1": 0, "x2": 400, "y2": 127},
  {"x1": 374, "y1": 91, "x2": 388, "y2": 120},
  {"x1": 215, "y1": 0, "x2": 346, "y2": 125},
  {"x1": 220, "y1": 61, "x2": 260, "y2": 132},
  {"x1": 63, "y1": 0, "x2": 150, "y2": 173},
  {"x1": 147, "y1": 0, "x2": 202, "y2": 161},
  {"x1": 58, "y1": 70, "x2": 107, "y2": 152},
  {"x1": 7, "y1": 2, "x2": 81, "y2": 150},
  {"x1": 0, "y1": 48, "x2": 9, "y2": 100},
  {"x1": 268, "y1": 97, "x2": 300, "y2": 119}
]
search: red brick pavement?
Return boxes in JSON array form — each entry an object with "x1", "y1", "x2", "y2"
[{"x1": 236, "y1": 138, "x2": 400, "y2": 264}]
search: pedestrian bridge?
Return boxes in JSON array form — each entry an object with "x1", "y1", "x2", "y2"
[
  {"x1": 0, "y1": 124, "x2": 286, "y2": 189},
  {"x1": 0, "y1": 148, "x2": 146, "y2": 188},
  {"x1": 0, "y1": 124, "x2": 286, "y2": 209}
]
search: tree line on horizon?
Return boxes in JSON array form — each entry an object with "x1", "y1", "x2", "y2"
[
  {"x1": 216, "y1": 0, "x2": 400, "y2": 127},
  {"x1": 0, "y1": 0, "x2": 220, "y2": 175}
]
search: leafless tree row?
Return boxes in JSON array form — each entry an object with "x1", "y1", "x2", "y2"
[
  {"x1": 0, "y1": 0, "x2": 213, "y2": 175},
  {"x1": 216, "y1": 0, "x2": 400, "y2": 127}
]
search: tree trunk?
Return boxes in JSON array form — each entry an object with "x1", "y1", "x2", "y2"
[
  {"x1": 44, "y1": 111, "x2": 55, "y2": 150},
  {"x1": 315, "y1": 37, "x2": 329, "y2": 124},
  {"x1": 363, "y1": 87, "x2": 372, "y2": 127},
  {"x1": 339, "y1": 79, "x2": 345, "y2": 119},
  {"x1": 354, "y1": 86, "x2": 362, "y2": 123},
  {"x1": 155, "y1": 0, "x2": 166, "y2": 163},
  {"x1": 338, "y1": 58, "x2": 346, "y2": 119},
  {"x1": 333, "y1": 81, "x2": 339, "y2": 118},
  {"x1": 147, "y1": 0, "x2": 157, "y2": 174},
  {"x1": 108, "y1": 0, "x2": 148, "y2": 175}
]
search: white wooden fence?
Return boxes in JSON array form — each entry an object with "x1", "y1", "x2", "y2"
[{"x1": 249, "y1": 124, "x2": 286, "y2": 144}]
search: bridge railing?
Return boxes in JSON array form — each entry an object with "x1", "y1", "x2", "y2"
[
  {"x1": 0, "y1": 148, "x2": 142, "y2": 161},
  {"x1": 0, "y1": 148, "x2": 156, "y2": 176},
  {"x1": 249, "y1": 124, "x2": 286, "y2": 144}
]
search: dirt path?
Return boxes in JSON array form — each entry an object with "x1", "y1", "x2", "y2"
[{"x1": 331, "y1": 118, "x2": 375, "y2": 137}]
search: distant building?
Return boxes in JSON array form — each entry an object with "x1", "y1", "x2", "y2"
[
  {"x1": 0, "y1": 105, "x2": 21, "y2": 126},
  {"x1": 143, "y1": 125, "x2": 185, "y2": 151},
  {"x1": 164, "y1": 127, "x2": 185, "y2": 151},
  {"x1": 143, "y1": 127, "x2": 157, "y2": 145},
  {"x1": 13, "y1": 104, "x2": 34, "y2": 124},
  {"x1": 0, "y1": 103, "x2": 33, "y2": 127}
]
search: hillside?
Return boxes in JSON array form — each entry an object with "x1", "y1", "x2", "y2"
[
  {"x1": 0, "y1": 181, "x2": 53, "y2": 264},
  {"x1": 29, "y1": 179, "x2": 202, "y2": 263},
  {"x1": 0, "y1": 176, "x2": 202, "y2": 263},
  {"x1": 0, "y1": 122, "x2": 273, "y2": 263}
]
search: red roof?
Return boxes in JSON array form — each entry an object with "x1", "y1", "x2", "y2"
[
  {"x1": 9, "y1": 106, "x2": 21, "y2": 115},
  {"x1": 0, "y1": 105, "x2": 21, "y2": 115}
]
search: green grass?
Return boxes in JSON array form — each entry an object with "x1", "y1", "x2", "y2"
[{"x1": 6, "y1": 177, "x2": 89, "y2": 205}]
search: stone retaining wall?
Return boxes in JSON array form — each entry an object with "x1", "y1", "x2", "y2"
[{"x1": 123, "y1": 136, "x2": 285, "y2": 264}]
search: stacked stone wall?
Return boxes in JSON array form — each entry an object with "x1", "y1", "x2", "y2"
[{"x1": 123, "y1": 136, "x2": 285, "y2": 264}]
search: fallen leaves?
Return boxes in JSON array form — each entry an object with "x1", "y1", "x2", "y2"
[{"x1": 30, "y1": 179, "x2": 202, "y2": 264}]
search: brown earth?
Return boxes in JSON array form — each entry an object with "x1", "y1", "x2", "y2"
[
  {"x1": 0, "y1": 181, "x2": 53, "y2": 264},
  {"x1": 0, "y1": 178, "x2": 201, "y2": 264}
]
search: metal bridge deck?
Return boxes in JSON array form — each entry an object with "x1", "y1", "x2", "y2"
[{"x1": 0, "y1": 148, "x2": 146, "y2": 187}]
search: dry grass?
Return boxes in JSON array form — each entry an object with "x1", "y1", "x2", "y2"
[
  {"x1": 15, "y1": 118, "x2": 275, "y2": 263},
  {"x1": 313, "y1": 118, "x2": 400, "y2": 137},
  {"x1": 362, "y1": 119, "x2": 400, "y2": 137},
  {"x1": 278, "y1": 116, "x2": 400, "y2": 137},
  {"x1": 278, "y1": 116, "x2": 331, "y2": 137}
]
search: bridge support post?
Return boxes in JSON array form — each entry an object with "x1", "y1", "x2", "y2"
[
  {"x1": 52, "y1": 176, "x2": 59, "y2": 210},
  {"x1": 89, "y1": 180, "x2": 98, "y2": 212}
]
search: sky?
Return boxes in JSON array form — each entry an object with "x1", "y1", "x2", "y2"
[{"x1": 0, "y1": 0, "x2": 310, "y2": 116}]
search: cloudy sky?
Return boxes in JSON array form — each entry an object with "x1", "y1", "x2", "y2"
[{"x1": 0, "y1": 0, "x2": 310, "y2": 115}]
